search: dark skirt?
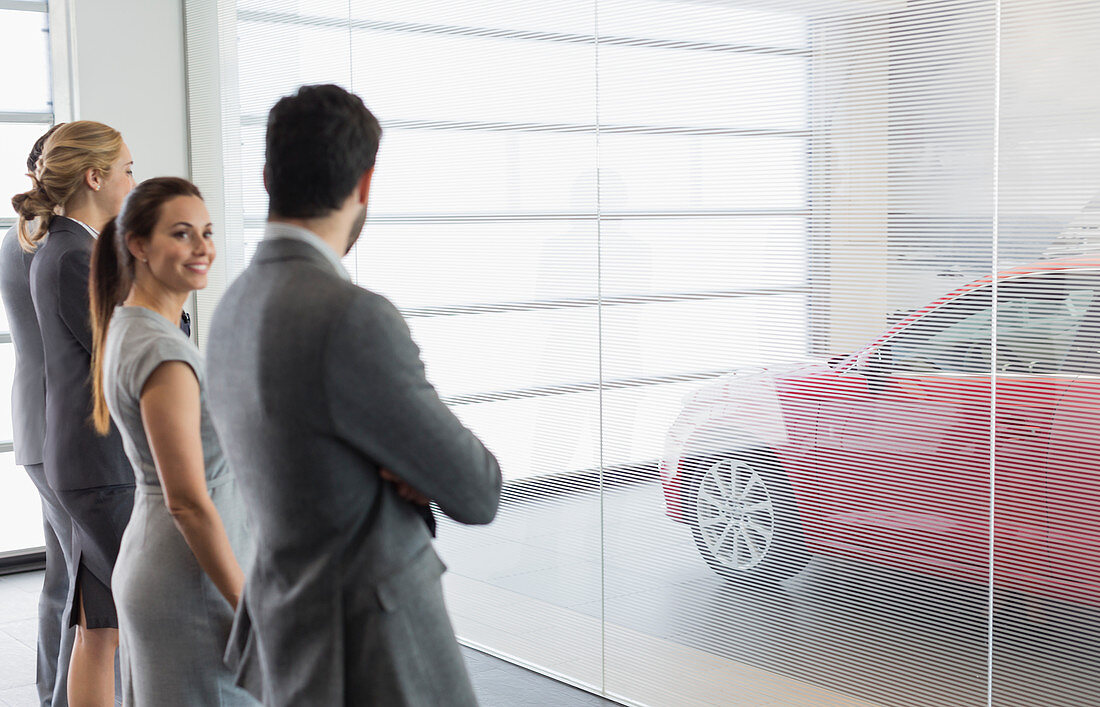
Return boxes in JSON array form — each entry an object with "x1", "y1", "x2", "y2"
[{"x1": 55, "y1": 484, "x2": 135, "y2": 629}]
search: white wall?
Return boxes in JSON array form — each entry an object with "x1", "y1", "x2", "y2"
[
  {"x1": 63, "y1": 0, "x2": 189, "y2": 181},
  {"x1": 56, "y1": 0, "x2": 193, "y2": 320}
]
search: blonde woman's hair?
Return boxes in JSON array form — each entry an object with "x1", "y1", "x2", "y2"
[{"x1": 10, "y1": 121, "x2": 123, "y2": 252}]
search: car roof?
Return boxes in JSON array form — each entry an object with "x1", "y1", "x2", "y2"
[
  {"x1": 1000, "y1": 255, "x2": 1100, "y2": 275},
  {"x1": 935, "y1": 256, "x2": 1100, "y2": 299}
]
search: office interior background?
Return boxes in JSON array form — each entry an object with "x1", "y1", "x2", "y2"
[{"x1": 3, "y1": 0, "x2": 1100, "y2": 705}]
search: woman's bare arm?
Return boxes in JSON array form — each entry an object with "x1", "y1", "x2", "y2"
[{"x1": 141, "y1": 361, "x2": 244, "y2": 608}]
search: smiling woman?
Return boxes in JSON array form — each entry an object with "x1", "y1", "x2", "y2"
[
  {"x1": 88, "y1": 176, "x2": 255, "y2": 705},
  {"x1": 89, "y1": 178, "x2": 208, "y2": 435}
]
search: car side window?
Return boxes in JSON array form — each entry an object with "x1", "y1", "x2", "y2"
[
  {"x1": 998, "y1": 286, "x2": 1094, "y2": 374},
  {"x1": 1060, "y1": 286, "x2": 1100, "y2": 376},
  {"x1": 886, "y1": 289, "x2": 994, "y2": 374},
  {"x1": 881, "y1": 272, "x2": 1099, "y2": 375}
]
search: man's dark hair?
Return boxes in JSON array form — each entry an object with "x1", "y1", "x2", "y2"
[
  {"x1": 27, "y1": 123, "x2": 65, "y2": 172},
  {"x1": 265, "y1": 84, "x2": 382, "y2": 219}
]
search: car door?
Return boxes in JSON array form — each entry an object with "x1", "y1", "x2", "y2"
[
  {"x1": 986, "y1": 274, "x2": 1095, "y2": 588},
  {"x1": 1046, "y1": 379, "x2": 1100, "y2": 592},
  {"x1": 1042, "y1": 270, "x2": 1100, "y2": 593},
  {"x1": 813, "y1": 274, "x2": 1085, "y2": 577},
  {"x1": 813, "y1": 293, "x2": 994, "y2": 568}
]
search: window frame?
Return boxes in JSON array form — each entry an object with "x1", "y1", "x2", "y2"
[
  {"x1": 0, "y1": 0, "x2": 71, "y2": 561},
  {"x1": 0, "y1": 0, "x2": 57, "y2": 453}
]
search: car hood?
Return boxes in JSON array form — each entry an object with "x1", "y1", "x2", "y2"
[{"x1": 688, "y1": 360, "x2": 832, "y2": 405}]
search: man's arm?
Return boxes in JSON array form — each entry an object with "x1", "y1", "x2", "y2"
[{"x1": 324, "y1": 292, "x2": 501, "y2": 525}]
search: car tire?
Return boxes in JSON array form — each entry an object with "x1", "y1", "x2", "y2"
[{"x1": 684, "y1": 449, "x2": 811, "y2": 588}]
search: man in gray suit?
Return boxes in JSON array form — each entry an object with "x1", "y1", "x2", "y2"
[
  {"x1": 0, "y1": 125, "x2": 74, "y2": 707},
  {"x1": 207, "y1": 84, "x2": 502, "y2": 706}
]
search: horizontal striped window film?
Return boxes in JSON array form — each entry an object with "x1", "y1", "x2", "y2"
[{"x1": 185, "y1": 0, "x2": 1100, "y2": 704}]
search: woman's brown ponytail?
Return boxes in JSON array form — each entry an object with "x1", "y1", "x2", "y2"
[
  {"x1": 89, "y1": 177, "x2": 203, "y2": 435},
  {"x1": 90, "y1": 217, "x2": 130, "y2": 435}
]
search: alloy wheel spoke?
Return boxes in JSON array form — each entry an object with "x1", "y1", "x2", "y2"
[
  {"x1": 697, "y1": 489, "x2": 725, "y2": 512},
  {"x1": 712, "y1": 517, "x2": 737, "y2": 555},
  {"x1": 699, "y1": 514, "x2": 727, "y2": 529},
  {"x1": 744, "y1": 519, "x2": 772, "y2": 541},
  {"x1": 704, "y1": 474, "x2": 726, "y2": 503},
  {"x1": 740, "y1": 470, "x2": 765, "y2": 501},
  {"x1": 731, "y1": 530, "x2": 748, "y2": 565},
  {"x1": 742, "y1": 529, "x2": 765, "y2": 561},
  {"x1": 718, "y1": 528, "x2": 739, "y2": 563},
  {"x1": 742, "y1": 500, "x2": 772, "y2": 515},
  {"x1": 727, "y1": 464, "x2": 745, "y2": 501}
]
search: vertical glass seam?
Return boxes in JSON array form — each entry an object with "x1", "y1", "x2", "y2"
[
  {"x1": 594, "y1": 0, "x2": 606, "y2": 697},
  {"x1": 988, "y1": 1, "x2": 1002, "y2": 705}
]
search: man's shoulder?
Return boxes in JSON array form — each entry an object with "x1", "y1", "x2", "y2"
[
  {"x1": 329, "y1": 287, "x2": 413, "y2": 352},
  {"x1": 343, "y1": 285, "x2": 401, "y2": 319},
  {"x1": 210, "y1": 258, "x2": 362, "y2": 343},
  {"x1": 226, "y1": 254, "x2": 357, "y2": 305}
]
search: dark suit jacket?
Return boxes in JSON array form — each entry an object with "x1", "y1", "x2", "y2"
[
  {"x1": 207, "y1": 236, "x2": 501, "y2": 706},
  {"x1": 0, "y1": 225, "x2": 46, "y2": 466},
  {"x1": 29, "y1": 216, "x2": 130, "y2": 491}
]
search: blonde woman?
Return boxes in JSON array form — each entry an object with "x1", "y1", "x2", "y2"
[
  {"x1": 12, "y1": 121, "x2": 135, "y2": 707},
  {"x1": 89, "y1": 177, "x2": 256, "y2": 706}
]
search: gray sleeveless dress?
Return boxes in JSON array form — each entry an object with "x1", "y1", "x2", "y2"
[{"x1": 104, "y1": 306, "x2": 257, "y2": 706}]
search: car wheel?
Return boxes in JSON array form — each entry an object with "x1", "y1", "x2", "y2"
[{"x1": 685, "y1": 450, "x2": 811, "y2": 588}]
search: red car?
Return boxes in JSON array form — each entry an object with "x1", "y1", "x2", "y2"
[{"x1": 660, "y1": 257, "x2": 1100, "y2": 605}]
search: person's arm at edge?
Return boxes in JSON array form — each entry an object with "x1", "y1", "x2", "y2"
[{"x1": 141, "y1": 360, "x2": 245, "y2": 607}]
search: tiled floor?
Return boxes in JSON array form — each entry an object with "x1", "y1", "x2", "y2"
[
  {"x1": 0, "y1": 570, "x2": 619, "y2": 707},
  {"x1": 0, "y1": 571, "x2": 44, "y2": 707},
  {"x1": 436, "y1": 481, "x2": 1100, "y2": 707},
  {"x1": 8, "y1": 481, "x2": 1100, "y2": 706}
]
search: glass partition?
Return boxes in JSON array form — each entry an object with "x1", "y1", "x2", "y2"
[{"x1": 187, "y1": 1, "x2": 1100, "y2": 703}]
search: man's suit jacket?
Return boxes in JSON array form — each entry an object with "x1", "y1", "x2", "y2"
[
  {"x1": 29, "y1": 216, "x2": 130, "y2": 491},
  {"x1": 206, "y1": 235, "x2": 502, "y2": 706},
  {"x1": 0, "y1": 224, "x2": 46, "y2": 466}
]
